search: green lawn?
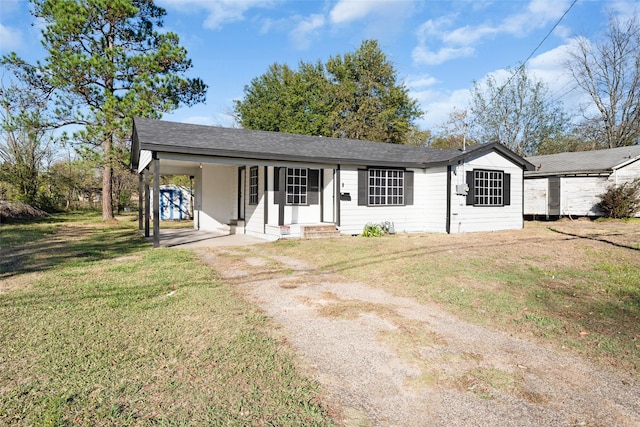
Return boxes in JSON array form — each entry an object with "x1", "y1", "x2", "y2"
[{"x1": 0, "y1": 213, "x2": 334, "y2": 426}]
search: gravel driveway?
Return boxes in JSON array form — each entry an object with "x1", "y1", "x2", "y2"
[{"x1": 197, "y1": 246, "x2": 640, "y2": 427}]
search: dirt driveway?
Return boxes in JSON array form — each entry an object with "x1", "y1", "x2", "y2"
[{"x1": 196, "y1": 227, "x2": 640, "y2": 427}]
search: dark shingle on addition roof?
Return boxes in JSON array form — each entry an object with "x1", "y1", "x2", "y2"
[
  {"x1": 132, "y1": 117, "x2": 531, "y2": 169},
  {"x1": 525, "y1": 145, "x2": 640, "y2": 176}
]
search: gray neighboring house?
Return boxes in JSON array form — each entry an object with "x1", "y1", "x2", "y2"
[
  {"x1": 131, "y1": 118, "x2": 534, "y2": 247},
  {"x1": 524, "y1": 145, "x2": 640, "y2": 218}
]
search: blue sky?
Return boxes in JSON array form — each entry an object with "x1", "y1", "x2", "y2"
[{"x1": 0, "y1": 0, "x2": 637, "y2": 132}]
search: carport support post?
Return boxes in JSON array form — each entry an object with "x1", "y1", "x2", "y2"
[
  {"x1": 144, "y1": 168, "x2": 150, "y2": 237},
  {"x1": 138, "y1": 172, "x2": 143, "y2": 231},
  {"x1": 152, "y1": 154, "x2": 160, "y2": 248}
]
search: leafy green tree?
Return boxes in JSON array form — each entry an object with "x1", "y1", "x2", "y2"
[
  {"x1": 325, "y1": 40, "x2": 422, "y2": 143},
  {"x1": 470, "y1": 65, "x2": 569, "y2": 156},
  {"x1": 235, "y1": 40, "x2": 423, "y2": 144},
  {"x1": 234, "y1": 62, "x2": 332, "y2": 136},
  {"x1": 0, "y1": 77, "x2": 55, "y2": 207},
  {"x1": 2, "y1": 0, "x2": 207, "y2": 220},
  {"x1": 48, "y1": 156, "x2": 102, "y2": 210}
]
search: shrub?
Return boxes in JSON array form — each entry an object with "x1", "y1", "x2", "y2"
[
  {"x1": 362, "y1": 222, "x2": 385, "y2": 237},
  {"x1": 596, "y1": 178, "x2": 640, "y2": 218}
]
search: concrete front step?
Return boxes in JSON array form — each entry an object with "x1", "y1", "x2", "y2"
[
  {"x1": 301, "y1": 224, "x2": 341, "y2": 239},
  {"x1": 229, "y1": 219, "x2": 245, "y2": 235}
]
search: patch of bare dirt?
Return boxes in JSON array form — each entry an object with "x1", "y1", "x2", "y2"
[
  {"x1": 0, "y1": 201, "x2": 48, "y2": 222},
  {"x1": 196, "y1": 224, "x2": 640, "y2": 427}
]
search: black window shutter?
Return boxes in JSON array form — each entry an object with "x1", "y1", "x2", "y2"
[
  {"x1": 308, "y1": 169, "x2": 320, "y2": 205},
  {"x1": 274, "y1": 167, "x2": 281, "y2": 204},
  {"x1": 466, "y1": 170, "x2": 474, "y2": 206},
  {"x1": 404, "y1": 170, "x2": 414, "y2": 205},
  {"x1": 358, "y1": 169, "x2": 367, "y2": 206},
  {"x1": 503, "y1": 173, "x2": 511, "y2": 206}
]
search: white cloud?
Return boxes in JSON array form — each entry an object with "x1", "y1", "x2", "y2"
[
  {"x1": 412, "y1": 45, "x2": 474, "y2": 66},
  {"x1": 443, "y1": 24, "x2": 497, "y2": 46},
  {"x1": 329, "y1": 0, "x2": 381, "y2": 24},
  {"x1": 158, "y1": 0, "x2": 278, "y2": 30},
  {"x1": 415, "y1": 88, "x2": 472, "y2": 130},
  {"x1": 0, "y1": 23, "x2": 23, "y2": 52},
  {"x1": 406, "y1": 73, "x2": 439, "y2": 89},
  {"x1": 412, "y1": 0, "x2": 574, "y2": 66},
  {"x1": 329, "y1": 0, "x2": 414, "y2": 26},
  {"x1": 290, "y1": 14, "x2": 325, "y2": 50}
]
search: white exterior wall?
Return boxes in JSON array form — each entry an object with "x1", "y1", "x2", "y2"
[
  {"x1": 419, "y1": 167, "x2": 448, "y2": 233},
  {"x1": 524, "y1": 178, "x2": 548, "y2": 216},
  {"x1": 560, "y1": 176, "x2": 608, "y2": 216},
  {"x1": 450, "y1": 151, "x2": 524, "y2": 233},
  {"x1": 138, "y1": 149, "x2": 152, "y2": 173},
  {"x1": 612, "y1": 160, "x2": 640, "y2": 217},
  {"x1": 612, "y1": 159, "x2": 640, "y2": 184},
  {"x1": 337, "y1": 166, "x2": 445, "y2": 235},
  {"x1": 196, "y1": 164, "x2": 236, "y2": 231}
]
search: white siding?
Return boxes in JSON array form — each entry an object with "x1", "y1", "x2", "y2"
[
  {"x1": 612, "y1": 159, "x2": 640, "y2": 185},
  {"x1": 524, "y1": 178, "x2": 548, "y2": 216},
  {"x1": 338, "y1": 166, "x2": 445, "y2": 235},
  {"x1": 560, "y1": 176, "x2": 608, "y2": 216},
  {"x1": 450, "y1": 151, "x2": 524, "y2": 233},
  {"x1": 197, "y1": 164, "x2": 236, "y2": 231},
  {"x1": 420, "y1": 167, "x2": 448, "y2": 233},
  {"x1": 612, "y1": 160, "x2": 640, "y2": 217},
  {"x1": 137, "y1": 150, "x2": 152, "y2": 173}
]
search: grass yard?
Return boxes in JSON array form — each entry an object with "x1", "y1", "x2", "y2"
[
  {"x1": 263, "y1": 219, "x2": 640, "y2": 376},
  {"x1": 0, "y1": 213, "x2": 334, "y2": 426}
]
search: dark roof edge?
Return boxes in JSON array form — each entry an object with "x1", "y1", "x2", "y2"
[
  {"x1": 524, "y1": 169, "x2": 611, "y2": 177},
  {"x1": 141, "y1": 143, "x2": 429, "y2": 169},
  {"x1": 445, "y1": 142, "x2": 535, "y2": 170}
]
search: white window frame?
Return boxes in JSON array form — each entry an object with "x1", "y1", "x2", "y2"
[
  {"x1": 473, "y1": 169, "x2": 504, "y2": 206},
  {"x1": 286, "y1": 167, "x2": 307, "y2": 205},
  {"x1": 368, "y1": 168, "x2": 404, "y2": 206}
]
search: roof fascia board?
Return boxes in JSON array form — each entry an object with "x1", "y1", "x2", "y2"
[
  {"x1": 445, "y1": 143, "x2": 534, "y2": 170},
  {"x1": 612, "y1": 156, "x2": 640, "y2": 170},
  {"x1": 157, "y1": 151, "x2": 337, "y2": 169},
  {"x1": 524, "y1": 170, "x2": 611, "y2": 178},
  {"x1": 148, "y1": 144, "x2": 428, "y2": 169}
]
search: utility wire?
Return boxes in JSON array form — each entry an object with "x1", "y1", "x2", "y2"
[{"x1": 489, "y1": 0, "x2": 578, "y2": 103}]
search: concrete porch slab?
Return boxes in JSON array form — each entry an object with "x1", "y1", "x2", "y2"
[{"x1": 144, "y1": 228, "x2": 270, "y2": 248}]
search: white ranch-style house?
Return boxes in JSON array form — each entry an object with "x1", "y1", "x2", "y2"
[{"x1": 131, "y1": 118, "x2": 534, "y2": 247}]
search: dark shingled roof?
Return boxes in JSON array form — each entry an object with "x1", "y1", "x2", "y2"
[
  {"x1": 525, "y1": 145, "x2": 640, "y2": 176},
  {"x1": 132, "y1": 117, "x2": 532, "y2": 170}
]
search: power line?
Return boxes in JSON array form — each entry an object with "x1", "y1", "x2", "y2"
[{"x1": 489, "y1": 0, "x2": 578, "y2": 103}]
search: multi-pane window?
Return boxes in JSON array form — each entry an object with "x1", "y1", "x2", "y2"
[
  {"x1": 473, "y1": 170, "x2": 503, "y2": 206},
  {"x1": 249, "y1": 166, "x2": 258, "y2": 205},
  {"x1": 286, "y1": 167, "x2": 307, "y2": 205},
  {"x1": 368, "y1": 169, "x2": 404, "y2": 205}
]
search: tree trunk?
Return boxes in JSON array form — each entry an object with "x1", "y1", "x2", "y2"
[{"x1": 102, "y1": 136, "x2": 114, "y2": 220}]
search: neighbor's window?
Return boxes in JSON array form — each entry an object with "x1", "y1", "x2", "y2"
[
  {"x1": 473, "y1": 169, "x2": 503, "y2": 206},
  {"x1": 368, "y1": 169, "x2": 404, "y2": 205},
  {"x1": 286, "y1": 167, "x2": 307, "y2": 205},
  {"x1": 249, "y1": 166, "x2": 258, "y2": 205}
]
